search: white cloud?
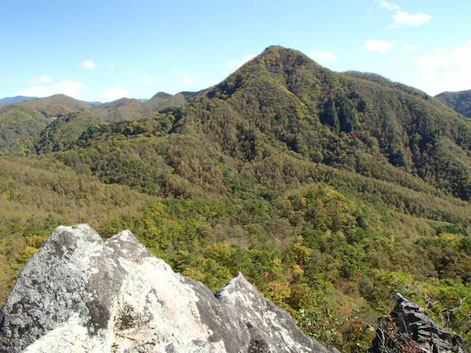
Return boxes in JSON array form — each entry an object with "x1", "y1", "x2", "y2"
[
  {"x1": 31, "y1": 75, "x2": 53, "y2": 84},
  {"x1": 408, "y1": 40, "x2": 471, "y2": 95},
  {"x1": 15, "y1": 80, "x2": 86, "y2": 99},
  {"x1": 227, "y1": 54, "x2": 256, "y2": 70},
  {"x1": 100, "y1": 87, "x2": 129, "y2": 102},
  {"x1": 183, "y1": 73, "x2": 198, "y2": 83},
  {"x1": 376, "y1": 0, "x2": 431, "y2": 27},
  {"x1": 365, "y1": 39, "x2": 395, "y2": 54},
  {"x1": 376, "y1": 0, "x2": 399, "y2": 11},
  {"x1": 80, "y1": 60, "x2": 97, "y2": 70},
  {"x1": 144, "y1": 77, "x2": 151, "y2": 83},
  {"x1": 403, "y1": 44, "x2": 423, "y2": 52},
  {"x1": 309, "y1": 50, "x2": 338, "y2": 62},
  {"x1": 392, "y1": 11, "x2": 431, "y2": 27},
  {"x1": 174, "y1": 70, "x2": 200, "y2": 85}
]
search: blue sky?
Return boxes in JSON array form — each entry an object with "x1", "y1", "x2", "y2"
[{"x1": 1, "y1": 0, "x2": 470, "y2": 102}]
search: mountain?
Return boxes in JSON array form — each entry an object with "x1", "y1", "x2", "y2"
[
  {"x1": 155, "y1": 45, "x2": 469, "y2": 203},
  {"x1": 0, "y1": 91, "x2": 198, "y2": 155},
  {"x1": 21, "y1": 94, "x2": 93, "y2": 111},
  {"x1": 0, "y1": 46, "x2": 470, "y2": 352},
  {"x1": 151, "y1": 91, "x2": 173, "y2": 99},
  {"x1": 144, "y1": 91, "x2": 190, "y2": 111},
  {"x1": 0, "y1": 94, "x2": 93, "y2": 154},
  {"x1": 33, "y1": 92, "x2": 197, "y2": 153},
  {"x1": 129, "y1": 46, "x2": 470, "y2": 224},
  {"x1": 436, "y1": 90, "x2": 471, "y2": 118},
  {"x1": 0, "y1": 96, "x2": 36, "y2": 106},
  {"x1": 27, "y1": 46, "x2": 471, "y2": 203}
]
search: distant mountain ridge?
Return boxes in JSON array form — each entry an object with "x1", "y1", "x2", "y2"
[
  {"x1": 0, "y1": 91, "x2": 197, "y2": 154},
  {"x1": 0, "y1": 92, "x2": 191, "y2": 107},
  {"x1": 0, "y1": 95, "x2": 105, "y2": 106},
  {"x1": 0, "y1": 96, "x2": 37, "y2": 105},
  {"x1": 436, "y1": 89, "x2": 471, "y2": 118}
]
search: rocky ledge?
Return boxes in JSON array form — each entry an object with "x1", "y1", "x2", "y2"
[
  {"x1": 368, "y1": 293, "x2": 468, "y2": 353},
  {"x1": 0, "y1": 224, "x2": 333, "y2": 353}
]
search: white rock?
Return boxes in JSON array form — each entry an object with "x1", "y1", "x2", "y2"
[{"x1": 0, "y1": 224, "x2": 332, "y2": 353}]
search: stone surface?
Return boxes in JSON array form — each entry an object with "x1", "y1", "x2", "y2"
[
  {"x1": 368, "y1": 293, "x2": 468, "y2": 353},
  {"x1": 215, "y1": 273, "x2": 329, "y2": 353},
  {"x1": 0, "y1": 224, "x2": 332, "y2": 353}
]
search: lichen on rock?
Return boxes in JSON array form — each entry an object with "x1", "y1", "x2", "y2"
[{"x1": 0, "y1": 224, "x2": 332, "y2": 353}]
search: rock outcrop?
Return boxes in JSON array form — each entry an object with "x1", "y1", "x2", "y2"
[
  {"x1": 0, "y1": 224, "x2": 332, "y2": 353},
  {"x1": 368, "y1": 293, "x2": 468, "y2": 353}
]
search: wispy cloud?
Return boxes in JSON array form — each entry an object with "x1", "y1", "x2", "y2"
[
  {"x1": 80, "y1": 60, "x2": 97, "y2": 70},
  {"x1": 365, "y1": 39, "x2": 395, "y2": 54},
  {"x1": 100, "y1": 87, "x2": 129, "y2": 102},
  {"x1": 376, "y1": 0, "x2": 431, "y2": 27},
  {"x1": 174, "y1": 70, "x2": 201, "y2": 86},
  {"x1": 309, "y1": 50, "x2": 338, "y2": 63},
  {"x1": 31, "y1": 75, "x2": 53, "y2": 84},
  {"x1": 403, "y1": 44, "x2": 423, "y2": 52},
  {"x1": 393, "y1": 11, "x2": 431, "y2": 27},
  {"x1": 377, "y1": 0, "x2": 399, "y2": 11},
  {"x1": 15, "y1": 79, "x2": 86, "y2": 99},
  {"x1": 227, "y1": 54, "x2": 255, "y2": 70},
  {"x1": 183, "y1": 73, "x2": 198, "y2": 83},
  {"x1": 409, "y1": 40, "x2": 471, "y2": 95}
]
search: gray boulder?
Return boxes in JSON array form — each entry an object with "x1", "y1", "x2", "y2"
[
  {"x1": 368, "y1": 293, "x2": 468, "y2": 353},
  {"x1": 0, "y1": 224, "x2": 332, "y2": 353}
]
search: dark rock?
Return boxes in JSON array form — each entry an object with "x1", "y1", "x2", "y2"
[{"x1": 368, "y1": 293, "x2": 468, "y2": 353}]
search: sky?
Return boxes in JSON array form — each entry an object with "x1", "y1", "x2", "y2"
[{"x1": 1, "y1": 0, "x2": 470, "y2": 102}]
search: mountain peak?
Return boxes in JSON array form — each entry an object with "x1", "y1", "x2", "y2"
[
  {"x1": 261, "y1": 44, "x2": 302, "y2": 55},
  {"x1": 6, "y1": 94, "x2": 92, "y2": 111},
  {"x1": 256, "y1": 45, "x2": 319, "y2": 67},
  {"x1": 151, "y1": 91, "x2": 173, "y2": 100},
  {"x1": 206, "y1": 45, "x2": 329, "y2": 102},
  {"x1": 216, "y1": 45, "x2": 324, "y2": 86}
]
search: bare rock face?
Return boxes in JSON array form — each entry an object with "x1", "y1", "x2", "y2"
[
  {"x1": 0, "y1": 224, "x2": 332, "y2": 353},
  {"x1": 215, "y1": 274, "x2": 329, "y2": 353},
  {"x1": 368, "y1": 293, "x2": 468, "y2": 353}
]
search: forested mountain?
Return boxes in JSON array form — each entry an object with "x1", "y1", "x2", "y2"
[
  {"x1": 0, "y1": 91, "x2": 196, "y2": 154},
  {"x1": 1, "y1": 46, "x2": 470, "y2": 352},
  {"x1": 0, "y1": 94, "x2": 92, "y2": 154},
  {"x1": 436, "y1": 89, "x2": 471, "y2": 118}
]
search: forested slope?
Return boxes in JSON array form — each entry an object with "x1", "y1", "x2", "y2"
[
  {"x1": 436, "y1": 89, "x2": 471, "y2": 118},
  {"x1": 1, "y1": 46, "x2": 470, "y2": 352}
]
